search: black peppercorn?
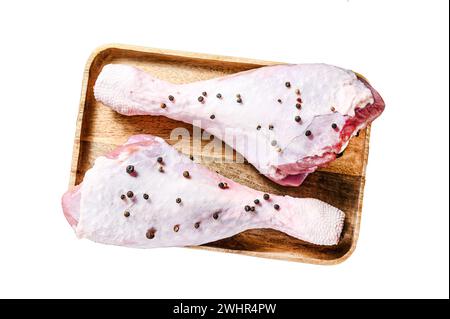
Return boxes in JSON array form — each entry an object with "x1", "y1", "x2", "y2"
[{"x1": 146, "y1": 228, "x2": 156, "y2": 239}]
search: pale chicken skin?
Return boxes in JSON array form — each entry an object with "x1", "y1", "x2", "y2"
[
  {"x1": 62, "y1": 135, "x2": 345, "y2": 247},
  {"x1": 94, "y1": 63, "x2": 385, "y2": 186}
]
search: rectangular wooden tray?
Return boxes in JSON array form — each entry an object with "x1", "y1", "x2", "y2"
[{"x1": 69, "y1": 44, "x2": 371, "y2": 265}]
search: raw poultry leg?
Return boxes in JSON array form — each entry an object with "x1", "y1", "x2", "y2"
[
  {"x1": 62, "y1": 135, "x2": 345, "y2": 247},
  {"x1": 94, "y1": 63, "x2": 384, "y2": 186}
]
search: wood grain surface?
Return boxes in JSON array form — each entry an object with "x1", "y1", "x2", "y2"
[{"x1": 69, "y1": 44, "x2": 371, "y2": 264}]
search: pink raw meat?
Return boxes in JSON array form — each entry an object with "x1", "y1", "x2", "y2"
[
  {"x1": 62, "y1": 135, "x2": 345, "y2": 247},
  {"x1": 94, "y1": 63, "x2": 384, "y2": 186}
]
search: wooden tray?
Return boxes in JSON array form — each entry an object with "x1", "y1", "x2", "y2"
[{"x1": 69, "y1": 44, "x2": 371, "y2": 265}]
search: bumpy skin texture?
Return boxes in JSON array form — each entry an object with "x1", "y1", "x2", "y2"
[
  {"x1": 94, "y1": 64, "x2": 385, "y2": 186},
  {"x1": 62, "y1": 135, "x2": 345, "y2": 247}
]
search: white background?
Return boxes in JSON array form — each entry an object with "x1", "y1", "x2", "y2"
[{"x1": 0, "y1": 0, "x2": 448, "y2": 299}]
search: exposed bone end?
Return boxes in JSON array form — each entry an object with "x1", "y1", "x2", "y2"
[{"x1": 61, "y1": 184, "x2": 81, "y2": 231}]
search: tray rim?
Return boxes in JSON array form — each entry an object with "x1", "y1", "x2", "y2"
[{"x1": 69, "y1": 43, "x2": 370, "y2": 265}]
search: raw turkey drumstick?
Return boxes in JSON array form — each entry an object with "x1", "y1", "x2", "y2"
[
  {"x1": 94, "y1": 63, "x2": 384, "y2": 186},
  {"x1": 62, "y1": 135, "x2": 345, "y2": 247}
]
